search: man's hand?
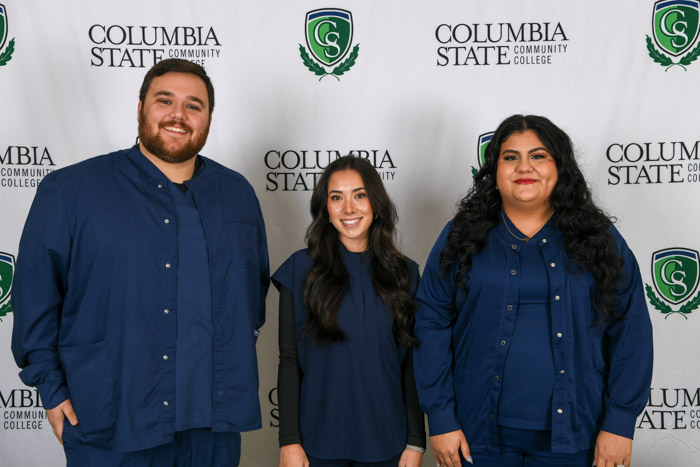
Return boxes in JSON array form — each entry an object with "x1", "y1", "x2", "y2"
[
  {"x1": 46, "y1": 399, "x2": 78, "y2": 445},
  {"x1": 594, "y1": 430, "x2": 633, "y2": 467},
  {"x1": 398, "y1": 448, "x2": 423, "y2": 467},
  {"x1": 279, "y1": 443, "x2": 309, "y2": 467},
  {"x1": 431, "y1": 429, "x2": 472, "y2": 466}
]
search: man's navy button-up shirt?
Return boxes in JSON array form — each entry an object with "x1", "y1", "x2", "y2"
[{"x1": 11, "y1": 146, "x2": 270, "y2": 452}]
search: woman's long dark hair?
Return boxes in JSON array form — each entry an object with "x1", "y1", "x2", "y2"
[
  {"x1": 302, "y1": 156, "x2": 417, "y2": 347},
  {"x1": 441, "y1": 114, "x2": 624, "y2": 322}
]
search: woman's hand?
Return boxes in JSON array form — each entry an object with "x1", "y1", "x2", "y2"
[
  {"x1": 430, "y1": 429, "x2": 472, "y2": 466},
  {"x1": 594, "y1": 430, "x2": 632, "y2": 467},
  {"x1": 279, "y1": 443, "x2": 309, "y2": 467},
  {"x1": 398, "y1": 448, "x2": 423, "y2": 467}
]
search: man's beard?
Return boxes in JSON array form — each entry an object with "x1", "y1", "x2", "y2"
[{"x1": 138, "y1": 110, "x2": 210, "y2": 164}]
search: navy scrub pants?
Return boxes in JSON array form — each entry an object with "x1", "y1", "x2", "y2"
[
  {"x1": 63, "y1": 428, "x2": 241, "y2": 467},
  {"x1": 466, "y1": 426, "x2": 593, "y2": 467}
]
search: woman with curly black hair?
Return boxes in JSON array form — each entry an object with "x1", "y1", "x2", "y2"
[
  {"x1": 414, "y1": 115, "x2": 653, "y2": 467},
  {"x1": 272, "y1": 156, "x2": 425, "y2": 467}
]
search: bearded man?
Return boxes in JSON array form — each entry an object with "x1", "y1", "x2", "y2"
[{"x1": 11, "y1": 59, "x2": 269, "y2": 467}]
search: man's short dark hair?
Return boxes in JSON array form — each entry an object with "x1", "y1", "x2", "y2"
[{"x1": 139, "y1": 58, "x2": 215, "y2": 113}]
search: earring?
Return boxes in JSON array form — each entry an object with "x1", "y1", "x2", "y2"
[
  {"x1": 374, "y1": 214, "x2": 378, "y2": 219},
  {"x1": 329, "y1": 217, "x2": 332, "y2": 223}
]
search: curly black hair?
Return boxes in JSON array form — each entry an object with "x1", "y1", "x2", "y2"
[
  {"x1": 303, "y1": 156, "x2": 417, "y2": 346},
  {"x1": 440, "y1": 114, "x2": 623, "y2": 322}
]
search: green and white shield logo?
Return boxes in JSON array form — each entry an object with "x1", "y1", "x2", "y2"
[
  {"x1": 652, "y1": 248, "x2": 699, "y2": 304},
  {"x1": 477, "y1": 132, "x2": 494, "y2": 169},
  {"x1": 306, "y1": 9, "x2": 353, "y2": 67},
  {"x1": 0, "y1": 252, "x2": 15, "y2": 318},
  {"x1": 0, "y1": 3, "x2": 15, "y2": 67},
  {"x1": 653, "y1": 0, "x2": 700, "y2": 57},
  {"x1": 471, "y1": 131, "x2": 494, "y2": 179},
  {"x1": 299, "y1": 8, "x2": 360, "y2": 80},
  {"x1": 0, "y1": 4, "x2": 8, "y2": 52}
]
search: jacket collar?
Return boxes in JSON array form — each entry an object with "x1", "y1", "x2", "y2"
[{"x1": 124, "y1": 144, "x2": 212, "y2": 189}]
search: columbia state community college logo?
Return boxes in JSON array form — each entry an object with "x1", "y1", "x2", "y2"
[
  {"x1": 472, "y1": 132, "x2": 494, "y2": 178},
  {"x1": 646, "y1": 0, "x2": 700, "y2": 70},
  {"x1": 299, "y1": 9, "x2": 359, "y2": 80},
  {"x1": 0, "y1": 252, "x2": 14, "y2": 320},
  {"x1": 0, "y1": 4, "x2": 16, "y2": 67},
  {"x1": 646, "y1": 248, "x2": 700, "y2": 318}
]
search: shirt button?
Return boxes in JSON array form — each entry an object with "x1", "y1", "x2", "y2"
[
  {"x1": 494, "y1": 375, "x2": 500, "y2": 382},
  {"x1": 490, "y1": 414, "x2": 495, "y2": 419},
  {"x1": 163, "y1": 401, "x2": 169, "y2": 406},
  {"x1": 550, "y1": 262, "x2": 556, "y2": 268},
  {"x1": 218, "y1": 391, "x2": 224, "y2": 396},
  {"x1": 164, "y1": 218, "x2": 170, "y2": 224},
  {"x1": 557, "y1": 408, "x2": 563, "y2": 414},
  {"x1": 510, "y1": 269, "x2": 517, "y2": 275},
  {"x1": 542, "y1": 238, "x2": 547, "y2": 243},
  {"x1": 507, "y1": 305, "x2": 513, "y2": 311},
  {"x1": 511, "y1": 244, "x2": 517, "y2": 250},
  {"x1": 162, "y1": 355, "x2": 168, "y2": 360},
  {"x1": 165, "y1": 263, "x2": 171, "y2": 269},
  {"x1": 164, "y1": 309, "x2": 170, "y2": 314},
  {"x1": 556, "y1": 332, "x2": 563, "y2": 338},
  {"x1": 560, "y1": 369, "x2": 565, "y2": 374},
  {"x1": 157, "y1": 184, "x2": 163, "y2": 189},
  {"x1": 555, "y1": 295, "x2": 560, "y2": 301},
  {"x1": 500, "y1": 340, "x2": 506, "y2": 346}
]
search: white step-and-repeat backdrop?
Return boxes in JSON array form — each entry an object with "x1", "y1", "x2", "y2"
[{"x1": 1, "y1": 1, "x2": 699, "y2": 465}]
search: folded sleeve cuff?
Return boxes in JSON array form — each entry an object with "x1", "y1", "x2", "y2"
[
  {"x1": 426, "y1": 406, "x2": 461, "y2": 436},
  {"x1": 600, "y1": 405, "x2": 639, "y2": 439},
  {"x1": 36, "y1": 381, "x2": 70, "y2": 410},
  {"x1": 18, "y1": 364, "x2": 68, "y2": 410}
]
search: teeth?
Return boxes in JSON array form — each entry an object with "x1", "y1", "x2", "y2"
[
  {"x1": 164, "y1": 126, "x2": 186, "y2": 134},
  {"x1": 342, "y1": 219, "x2": 360, "y2": 226}
]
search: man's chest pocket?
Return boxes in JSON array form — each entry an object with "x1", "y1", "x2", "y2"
[{"x1": 217, "y1": 220, "x2": 258, "y2": 266}]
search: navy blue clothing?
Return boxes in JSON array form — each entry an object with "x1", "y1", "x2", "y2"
[
  {"x1": 306, "y1": 451, "x2": 403, "y2": 467},
  {"x1": 12, "y1": 145, "x2": 269, "y2": 452},
  {"x1": 171, "y1": 184, "x2": 213, "y2": 430},
  {"x1": 498, "y1": 217, "x2": 555, "y2": 430},
  {"x1": 414, "y1": 215, "x2": 653, "y2": 454},
  {"x1": 469, "y1": 426, "x2": 591, "y2": 467},
  {"x1": 272, "y1": 247, "x2": 421, "y2": 462},
  {"x1": 64, "y1": 429, "x2": 241, "y2": 467}
]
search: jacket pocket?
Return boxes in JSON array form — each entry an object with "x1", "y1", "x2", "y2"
[
  {"x1": 218, "y1": 220, "x2": 258, "y2": 265},
  {"x1": 59, "y1": 341, "x2": 116, "y2": 444}
]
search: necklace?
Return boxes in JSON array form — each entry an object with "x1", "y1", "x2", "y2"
[
  {"x1": 502, "y1": 210, "x2": 529, "y2": 242},
  {"x1": 501, "y1": 209, "x2": 554, "y2": 243}
]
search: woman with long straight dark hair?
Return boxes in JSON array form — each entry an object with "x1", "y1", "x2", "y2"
[
  {"x1": 414, "y1": 115, "x2": 653, "y2": 467},
  {"x1": 273, "y1": 156, "x2": 426, "y2": 467}
]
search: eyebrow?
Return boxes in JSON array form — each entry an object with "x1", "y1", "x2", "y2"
[
  {"x1": 153, "y1": 90, "x2": 206, "y2": 108},
  {"x1": 328, "y1": 187, "x2": 367, "y2": 194},
  {"x1": 502, "y1": 147, "x2": 550, "y2": 155}
]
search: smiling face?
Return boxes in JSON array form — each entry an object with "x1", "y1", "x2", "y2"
[
  {"x1": 137, "y1": 71, "x2": 212, "y2": 164},
  {"x1": 496, "y1": 129, "x2": 558, "y2": 211},
  {"x1": 327, "y1": 169, "x2": 374, "y2": 252}
]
